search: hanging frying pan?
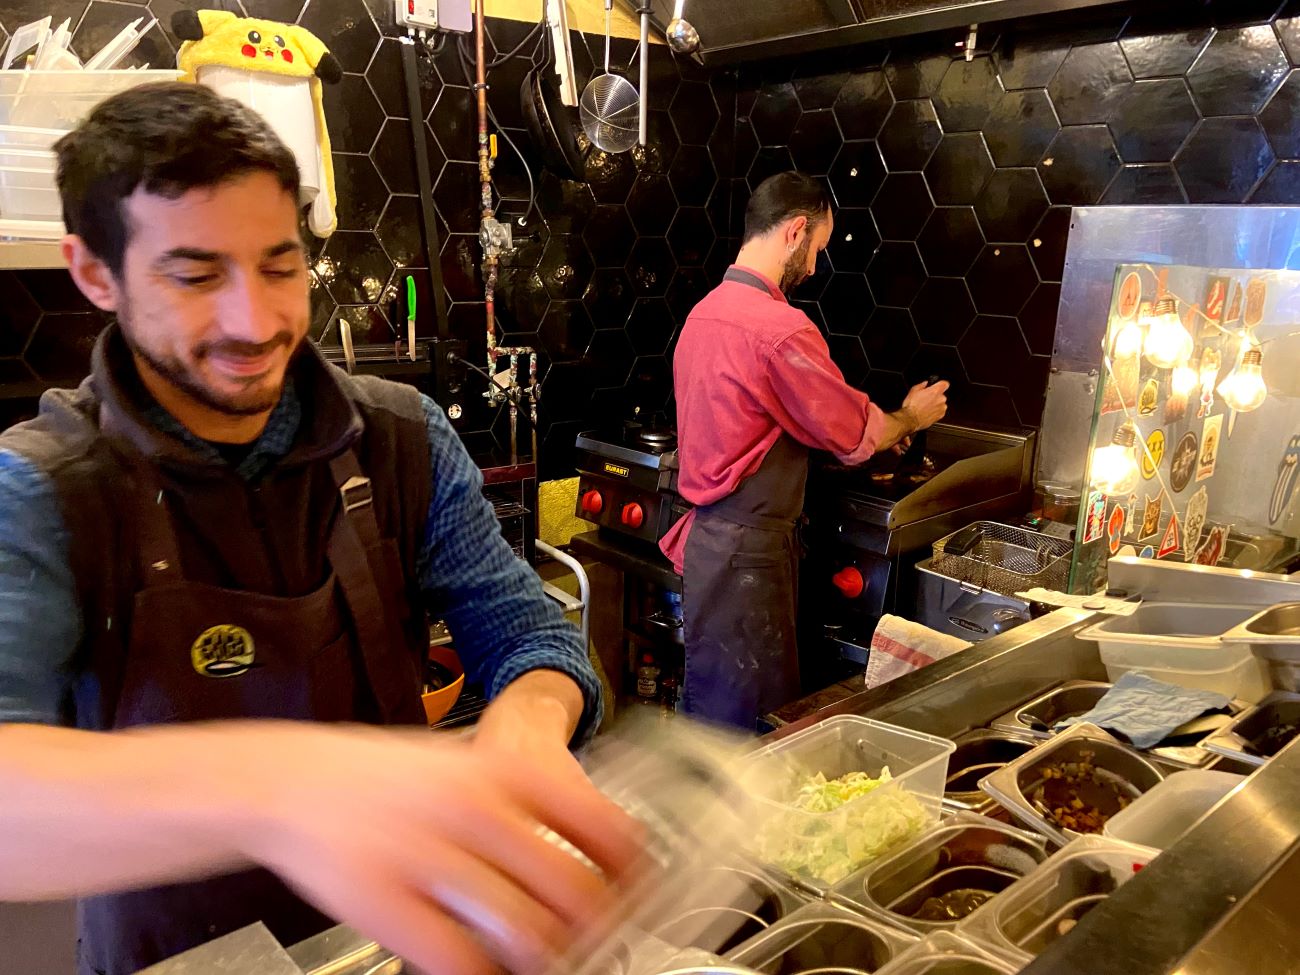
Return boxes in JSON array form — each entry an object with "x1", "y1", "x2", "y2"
[{"x1": 521, "y1": 29, "x2": 587, "y2": 181}]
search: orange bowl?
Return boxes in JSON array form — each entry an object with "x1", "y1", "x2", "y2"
[{"x1": 422, "y1": 643, "x2": 465, "y2": 725}]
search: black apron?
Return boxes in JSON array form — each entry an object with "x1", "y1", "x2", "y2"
[
  {"x1": 78, "y1": 451, "x2": 426, "y2": 975},
  {"x1": 680, "y1": 268, "x2": 809, "y2": 731}
]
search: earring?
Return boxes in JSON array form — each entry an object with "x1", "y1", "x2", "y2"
[{"x1": 786, "y1": 244, "x2": 796, "y2": 255}]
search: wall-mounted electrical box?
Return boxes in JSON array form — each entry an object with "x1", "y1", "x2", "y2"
[{"x1": 395, "y1": 0, "x2": 471, "y2": 33}]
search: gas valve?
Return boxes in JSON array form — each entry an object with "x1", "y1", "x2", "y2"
[{"x1": 479, "y1": 216, "x2": 514, "y2": 259}]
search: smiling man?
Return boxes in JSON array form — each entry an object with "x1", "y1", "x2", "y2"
[{"x1": 0, "y1": 83, "x2": 640, "y2": 975}]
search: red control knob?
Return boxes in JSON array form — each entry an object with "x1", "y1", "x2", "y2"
[
  {"x1": 832, "y1": 567, "x2": 865, "y2": 599},
  {"x1": 581, "y1": 490, "x2": 604, "y2": 515},
  {"x1": 621, "y1": 503, "x2": 644, "y2": 529}
]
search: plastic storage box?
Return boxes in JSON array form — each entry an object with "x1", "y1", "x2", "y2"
[
  {"x1": 874, "y1": 931, "x2": 1021, "y2": 975},
  {"x1": 727, "y1": 902, "x2": 918, "y2": 973},
  {"x1": 741, "y1": 716, "x2": 955, "y2": 889},
  {"x1": 0, "y1": 69, "x2": 183, "y2": 129},
  {"x1": 958, "y1": 836, "x2": 1157, "y2": 964},
  {"x1": 1102, "y1": 770, "x2": 1243, "y2": 850},
  {"x1": 1079, "y1": 602, "x2": 1270, "y2": 702}
]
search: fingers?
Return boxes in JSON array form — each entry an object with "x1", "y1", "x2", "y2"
[{"x1": 931, "y1": 380, "x2": 951, "y2": 394}]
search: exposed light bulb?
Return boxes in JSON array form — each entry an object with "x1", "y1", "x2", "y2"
[
  {"x1": 1091, "y1": 422, "x2": 1140, "y2": 496},
  {"x1": 1143, "y1": 296, "x2": 1193, "y2": 369},
  {"x1": 1170, "y1": 361, "x2": 1198, "y2": 397},
  {"x1": 1217, "y1": 346, "x2": 1268, "y2": 412},
  {"x1": 1111, "y1": 318, "x2": 1144, "y2": 359}
]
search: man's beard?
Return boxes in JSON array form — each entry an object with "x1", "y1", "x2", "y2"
[
  {"x1": 779, "y1": 237, "x2": 813, "y2": 295},
  {"x1": 118, "y1": 297, "x2": 297, "y2": 417}
]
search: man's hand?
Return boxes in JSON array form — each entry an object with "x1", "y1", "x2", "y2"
[
  {"x1": 474, "y1": 669, "x2": 590, "y2": 784},
  {"x1": 901, "y1": 380, "x2": 949, "y2": 431},
  {"x1": 0, "y1": 721, "x2": 643, "y2": 975}
]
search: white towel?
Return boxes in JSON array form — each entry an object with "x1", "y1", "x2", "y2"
[{"x1": 865, "y1": 614, "x2": 972, "y2": 689}]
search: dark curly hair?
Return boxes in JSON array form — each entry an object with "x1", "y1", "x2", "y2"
[{"x1": 54, "y1": 81, "x2": 300, "y2": 276}]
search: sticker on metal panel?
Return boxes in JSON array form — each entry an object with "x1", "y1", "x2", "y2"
[
  {"x1": 1204, "y1": 277, "x2": 1227, "y2": 323},
  {"x1": 1138, "y1": 379, "x2": 1159, "y2": 416},
  {"x1": 1170, "y1": 431, "x2": 1198, "y2": 494},
  {"x1": 1139, "y1": 545, "x2": 1156, "y2": 559},
  {"x1": 1183, "y1": 485, "x2": 1209, "y2": 557},
  {"x1": 1269, "y1": 435, "x2": 1300, "y2": 525},
  {"x1": 1226, "y1": 280, "x2": 1244, "y2": 323},
  {"x1": 1107, "y1": 503, "x2": 1126, "y2": 555},
  {"x1": 1140, "y1": 494, "x2": 1163, "y2": 540},
  {"x1": 1141, "y1": 430, "x2": 1166, "y2": 481},
  {"x1": 1194, "y1": 525, "x2": 1228, "y2": 567},
  {"x1": 1083, "y1": 490, "x2": 1107, "y2": 544},
  {"x1": 1117, "y1": 272, "x2": 1142, "y2": 320},
  {"x1": 1197, "y1": 413, "x2": 1222, "y2": 482},
  {"x1": 1244, "y1": 277, "x2": 1267, "y2": 327},
  {"x1": 191, "y1": 625, "x2": 256, "y2": 678},
  {"x1": 1158, "y1": 514, "x2": 1181, "y2": 559}
]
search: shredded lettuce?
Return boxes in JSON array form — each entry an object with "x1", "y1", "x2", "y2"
[{"x1": 754, "y1": 769, "x2": 930, "y2": 885}]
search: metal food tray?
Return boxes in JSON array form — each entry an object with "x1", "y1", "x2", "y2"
[
  {"x1": 929, "y1": 521, "x2": 1072, "y2": 597},
  {"x1": 726, "y1": 901, "x2": 918, "y2": 975},
  {"x1": 1200, "y1": 691, "x2": 1300, "y2": 768},
  {"x1": 977, "y1": 723, "x2": 1166, "y2": 846},
  {"x1": 988, "y1": 680, "x2": 1234, "y2": 769},
  {"x1": 942, "y1": 730, "x2": 1040, "y2": 814}
]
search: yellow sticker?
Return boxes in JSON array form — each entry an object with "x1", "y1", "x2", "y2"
[
  {"x1": 602, "y1": 462, "x2": 630, "y2": 477},
  {"x1": 1141, "y1": 429, "x2": 1165, "y2": 480},
  {"x1": 191, "y1": 625, "x2": 256, "y2": 678}
]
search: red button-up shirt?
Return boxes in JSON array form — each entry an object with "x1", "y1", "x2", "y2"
[{"x1": 660, "y1": 266, "x2": 887, "y2": 573}]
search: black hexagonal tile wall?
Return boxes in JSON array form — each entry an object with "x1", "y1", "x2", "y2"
[
  {"x1": 624, "y1": 298, "x2": 675, "y2": 357},
  {"x1": 1048, "y1": 43, "x2": 1133, "y2": 125},
  {"x1": 72, "y1": 2, "x2": 171, "y2": 70},
  {"x1": 878, "y1": 100, "x2": 942, "y2": 170},
  {"x1": 539, "y1": 302, "x2": 594, "y2": 363},
  {"x1": 376, "y1": 195, "x2": 427, "y2": 269},
  {"x1": 750, "y1": 82, "x2": 800, "y2": 146},
  {"x1": 1020, "y1": 283, "x2": 1063, "y2": 356},
  {"x1": 983, "y1": 89, "x2": 1059, "y2": 167},
  {"x1": 820, "y1": 273, "x2": 874, "y2": 335},
  {"x1": 932, "y1": 57, "x2": 1000, "y2": 132},
  {"x1": 316, "y1": 231, "x2": 393, "y2": 305},
  {"x1": 748, "y1": 146, "x2": 796, "y2": 190},
  {"x1": 440, "y1": 233, "x2": 481, "y2": 303},
  {"x1": 834, "y1": 69, "x2": 893, "y2": 140},
  {"x1": 1028, "y1": 207, "x2": 1072, "y2": 282},
  {"x1": 670, "y1": 145, "x2": 716, "y2": 206},
  {"x1": 861, "y1": 307, "x2": 920, "y2": 371},
  {"x1": 1260, "y1": 70, "x2": 1300, "y2": 157},
  {"x1": 0, "y1": 274, "x2": 39, "y2": 357},
  {"x1": 975, "y1": 168, "x2": 1049, "y2": 242},
  {"x1": 583, "y1": 268, "x2": 635, "y2": 330},
  {"x1": 1279, "y1": 7, "x2": 1300, "y2": 64},
  {"x1": 1187, "y1": 25, "x2": 1289, "y2": 116},
  {"x1": 323, "y1": 73, "x2": 384, "y2": 155},
  {"x1": 628, "y1": 238, "x2": 674, "y2": 297},
  {"x1": 907, "y1": 344, "x2": 967, "y2": 388},
  {"x1": 872, "y1": 172, "x2": 933, "y2": 241},
  {"x1": 1111, "y1": 80, "x2": 1199, "y2": 163},
  {"x1": 584, "y1": 329, "x2": 636, "y2": 389},
  {"x1": 789, "y1": 111, "x2": 841, "y2": 175},
  {"x1": 794, "y1": 70, "x2": 849, "y2": 111},
  {"x1": 1038, "y1": 126, "x2": 1121, "y2": 205},
  {"x1": 994, "y1": 33, "x2": 1070, "y2": 90},
  {"x1": 433, "y1": 162, "x2": 481, "y2": 234},
  {"x1": 827, "y1": 207, "x2": 881, "y2": 271},
  {"x1": 1119, "y1": 14, "x2": 1214, "y2": 78},
  {"x1": 925, "y1": 133, "x2": 995, "y2": 205},
  {"x1": 829, "y1": 141, "x2": 888, "y2": 207},
  {"x1": 585, "y1": 149, "x2": 638, "y2": 205},
  {"x1": 911, "y1": 276, "x2": 976, "y2": 344},
  {"x1": 333, "y1": 153, "x2": 388, "y2": 232},
  {"x1": 1176, "y1": 116, "x2": 1275, "y2": 202},
  {"x1": 371, "y1": 117, "x2": 444, "y2": 196},
  {"x1": 867, "y1": 242, "x2": 926, "y2": 308},
  {"x1": 626, "y1": 175, "x2": 677, "y2": 237},
  {"x1": 828, "y1": 334, "x2": 869, "y2": 386},
  {"x1": 1102, "y1": 164, "x2": 1188, "y2": 204},
  {"x1": 667, "y1": 267, "x2": 712, "y2": 324},
  {"x1": 583, "y1": 206, "x2": 636, "y2": 269},
  {"x1": 967, "y1": 245, "x2": 1037, "y2": 316},
  {"x1": 883, "y1": 44, "x2": 951, "y2": 99},
  {"x1": 667, "y1": 208, "x2": 711, "y2": 266},
  {"x1": 428, "y1": 85, "x2": 477, "y2": 162},
  {"x1": 299, "y1": 0, "x2": 378, "y2": 73},
  {"x1": 1251, "y1": 161, "x2": 1300, "y2": 202},
  {"x1": 671, "y1": 82, "x2": 719, "y2": 146},
  {"x1": 960, "y1": 315, "x2": 1030, "y2": 385},
  {"x1": 540, "y1": 236, "x2": 594, "y2": 302},
  {"x1": 917, "y1": 208, "x2": 984, "y2": 276}
]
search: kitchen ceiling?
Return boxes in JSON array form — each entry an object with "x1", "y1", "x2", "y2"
[{"x1": 637, "y1": 0, "x2": 1133, "y2": 65}]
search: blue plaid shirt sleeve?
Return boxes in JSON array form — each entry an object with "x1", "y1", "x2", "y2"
[
  {"x1": 415, "y1": 395, "x2": 602, "y2": 744},
  {"x1": 0, "y1": 449, "x2": 80, "y2": 724}
]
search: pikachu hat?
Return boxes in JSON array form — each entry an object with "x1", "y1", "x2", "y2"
[{"x1": 172, "y1": 10, "x2": 343, "y2": 237}]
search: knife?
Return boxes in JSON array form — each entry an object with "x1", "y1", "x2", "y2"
[{"x1": 406, "y1": 275, "x2": 417, "y2": 362}]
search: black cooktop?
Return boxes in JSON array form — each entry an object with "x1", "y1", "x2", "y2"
[{"x1": 580, "y1": 424, "x2": 679, "y2": 456}]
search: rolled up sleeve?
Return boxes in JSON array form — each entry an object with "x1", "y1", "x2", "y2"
[
  {"x1": 766, "y1": 327, "x2": 887, "y2": 464},
  {"x1": 415, "y1": 396, "x2": 602, "y2": 744},
  {"x1": 0, "y1": 450, "x2": 80, "y2": 724}
]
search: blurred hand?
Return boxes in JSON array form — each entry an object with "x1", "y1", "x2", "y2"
[
  {"x1": 241, "y1": 722, "x2": 643, "y2": 975},
  {"x1": 902, "y1": 380, "x2": 949, "y2": 431},
  {"x1": 475, "y1": 670, "x2": 591, "y2": 787},
  {"x1": 890, "y1": 435, "x2": 914, "y2": 456}
]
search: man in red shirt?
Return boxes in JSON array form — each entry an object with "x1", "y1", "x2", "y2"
[{"x1": 661, "y1": 172, "x2": 949, "y2": 730}]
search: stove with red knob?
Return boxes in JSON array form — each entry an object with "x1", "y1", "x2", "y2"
[{"x1": 573, "y1": 425, "x2": 691, "y2": 545}]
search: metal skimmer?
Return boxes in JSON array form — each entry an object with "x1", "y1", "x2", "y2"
[{"x1": 580, "y1": 0, "x2": 640, "y2": 153}]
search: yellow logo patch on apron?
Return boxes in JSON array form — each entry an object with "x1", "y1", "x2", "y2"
[{"x1": 191, "y1": 625, "x2": 256, "y2": 678}]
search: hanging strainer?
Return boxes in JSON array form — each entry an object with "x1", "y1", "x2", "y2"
[{"x1": 580, "y1": 0, "x2": 640, "y2": 153}]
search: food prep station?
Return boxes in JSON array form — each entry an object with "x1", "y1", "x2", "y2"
[{"x1": 145, "y1": 560, "x2": 1300, "y2": 975}]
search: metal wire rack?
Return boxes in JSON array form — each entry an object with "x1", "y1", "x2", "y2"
[{"x1": 930, "y1": 521, "x2": 1073, "y2": 596}]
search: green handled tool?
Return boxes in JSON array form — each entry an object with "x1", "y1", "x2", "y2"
[{"x1": 405, "y1": 275, "x2": 417, "y2": 362}]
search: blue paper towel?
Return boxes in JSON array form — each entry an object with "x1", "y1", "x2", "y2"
[{"x1": 1055, "y1": 671, "x2": 1231, "y2": 750}]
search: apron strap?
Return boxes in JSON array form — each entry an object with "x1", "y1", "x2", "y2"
[
  {"x1": 127, "y1": 462, "x2": 185, "y2": 586},
  {"x1": 723, "y1": 267, "x2": 777, "y2": 295},
  {"x1": 326, "y1": 451, "x2": 415, "y2": 722}
]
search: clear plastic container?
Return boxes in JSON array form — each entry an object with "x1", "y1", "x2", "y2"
[
  {"x1": 0, "y1": 69, "x2": 183, "y2": 129},
  {"x1": 959, "y1": 836, "x2": 1156, "y2": 962},
  {"x1": 831, "y1": 816, "x2": 1048, "y2": 934},
  {"x1": 0, "y1": 165, "x2": 59, "y2": 220},
  {"x1": 873, "y1": 932, "x2": 1019, "y2": 975},
  {"x1": 1080, "y1": 602, "x2": 1270, "y2": 701},
  {"x1": 726, "y1": 902, "x2": 918, "y2": 974},
  {"x1": 1102, "y1": 770, "x2": 1243, "y2": 850},
  {"x1": 742, "y1": 716, "x2": 955, "y2": 889},
  {"x1": 0, "y1": 123, "x2": 70, "y2": 150}
]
